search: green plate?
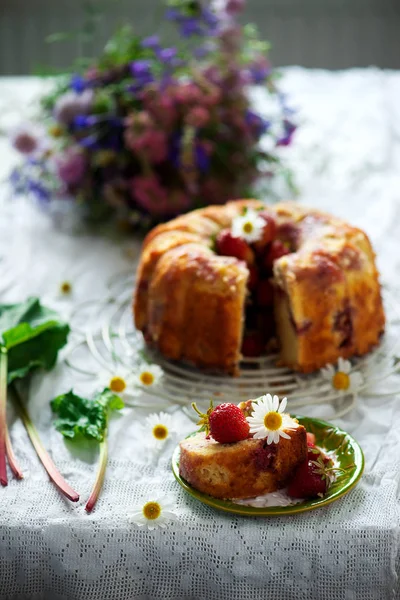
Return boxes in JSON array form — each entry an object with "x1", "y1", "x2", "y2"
[{"x1": 172, "y1": 415, "x2": 364, "y2": 516}]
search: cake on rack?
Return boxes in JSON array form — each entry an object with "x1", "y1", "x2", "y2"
[{"x1": 133, "y1": 200, "x2": 385, "y2": 375}]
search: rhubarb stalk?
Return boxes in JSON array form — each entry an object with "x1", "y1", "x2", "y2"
[
  {"x1": 85, "y1": 435, "x2": 108, "y2": 513},
  {"x1": 0, "y1": 347, "x2": 8, "y2": 486},
  {"x1": 11, "y1": 384, "x2": 79, "y2": 502},
  {"x1": 5, "y1": 428, "x2": 23, "y2": 480}
]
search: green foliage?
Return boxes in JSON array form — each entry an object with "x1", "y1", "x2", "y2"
[
  {"x1": 0, "y1": 298, "x2": 70, "y2": 384},
  {"x1": 51, "y1": 388, "x2": 124, "y2": 442}
]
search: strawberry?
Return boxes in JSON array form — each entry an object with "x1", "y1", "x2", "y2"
[
  {"x1": 216, "y1": 229, "x2": 254, "y2": 265},
  {"x1": 254, "y1": 211, "x2": 277, "y2": 251},
  {"x1": 306, "y1": 432, "x2": 316, "y2": 447},
  {"x1": 256, "y1": 279, "x2": 274, "y2": 307},
  {"x1": 247, "y1": 265, "x2": 259, "y2": 291},
  {"x1": 241, "y1": 331, "x2": 264, "y2": 357},
  {"x1": 287, "y1": 456, "x2": 330, "y2": 499},
  {"x1": 263, "y1": 239, "x2": 290, "y2": 271},
  {"x1": 209, "y1": 403, "x2": 250, "y2": 443}
]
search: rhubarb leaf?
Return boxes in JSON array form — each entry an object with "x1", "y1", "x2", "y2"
[
  {"x1": 51, "y1": 389, "x2": 124, "y2": 442},
  {"x1": 0, "y1": 297, "x2": 70, "y2": 383}
]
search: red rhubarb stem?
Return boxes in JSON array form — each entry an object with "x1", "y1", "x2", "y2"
[
  {"x1": 0, "y1": 347, "x2": 8, "y2": 486},
  {"x1": 5, "y1": 428, "x2": 23, "y2": 480},
  {"x1": 85, "y1": 435, "x2": 108, "y2": 513},
  {"x1": 11, "y1": 383, "x2": 79, "y2": 502}
]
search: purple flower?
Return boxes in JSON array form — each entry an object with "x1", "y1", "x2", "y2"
[
  {"x1": 54, "y1": 90, "x2": 93, "y2": 126},
  {"x1": 130, "y1": 60, "x2": 152, "y2": 78},
  {"x1": 180, "y1": 18, "x2": 204, "y2": 37},
  {"x1": 245, "y1": 110, "x2": 270, "y2": 136},
  {"x1": 276, "y1": 120, "x2": 296, "y2": 146},
  {"x1": 249, "y1": 65, "x2": 272, "y2": 84},
  {"x1": 165, "y1": 8, "x2": 181, "y2": 21},
  {"x1": 140, "y1": 35, "x2": 160, "y2": 50},
  {"x1": 55, "y1": 147, "x2": 87, "y2": 185},
  {"x1": 70, "y1": 74, "x2": 87, "y2": 94},
  {"x1": 158, "y1": 47, "x2": 177, "y2": 63},
  {"x1": 201, "y1": 7, "x2": 218, "y2": 31}
]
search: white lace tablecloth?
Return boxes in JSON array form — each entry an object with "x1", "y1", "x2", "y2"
[{"x1": 0, "y1": 69, "x2": 400, "y2": 600}]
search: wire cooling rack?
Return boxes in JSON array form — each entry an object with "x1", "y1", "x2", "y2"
[{"x1": 64, "y1": 270, "x2": 400, "y2": 419}]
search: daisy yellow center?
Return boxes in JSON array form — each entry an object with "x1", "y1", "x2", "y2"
[
  {"x1": 153, "y1": 424, "x2": 168, "y2": 440},
  {"x1": 264, "y1": 411, "x2": 283, "y2": 431},
  {"x1": 109, "y1": 376, "x2": 126, "y2": 393},
  {"x1": 243, "y1": 221, "x2": 254, "y2": 234},
  {"x1": 140, "y1": 371, "x2": 155, "y2": 386},
  {"x1": 49, "y1": 125, "x2": 63, "y2": 138},
  {"x1": 60, "y1": 281, "x2": 72, "y2": 294},
  {"x1": 143, "y1": 501, "x2": 161, "y2": 520},
  {"x1": 332, "y1": 371, "x2": 350, "y2": 390}
]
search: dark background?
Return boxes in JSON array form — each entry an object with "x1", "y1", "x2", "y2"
[{"x1": 0, "y1": 0, "x2": 399, "y2": 74}]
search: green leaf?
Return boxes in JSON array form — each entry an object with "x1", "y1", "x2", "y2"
[
  {"x1": 51, "y1": 388, "x2": 124, "y2": 442},
  {"x1": 0, "y1": 297, "x2": 70, "y2": 383}
]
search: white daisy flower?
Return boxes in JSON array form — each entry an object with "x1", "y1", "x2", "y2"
[
  {"x1": 131, "y1": 364, "x2": 164, "y2": 395},
  {"x1": 59, "y1": 280, "x2": 73, "y2": 296},
  {"x1": 321, "y1": 357, "x2": 363, "y2": 394},
  {"x1": 129, "y1": 493, "x2": 177, "y2": 530},
  {"x1": 145, "y1": 412, "x2": 176, "y2": 445},
  {"x1": 231, "y1": 208, "x2": 265, "y2": 243},
  {"x1": 246, "y1": 394, "x2": 299, "y2": 445},
  {"x1": 98, "y1": 366, "x2": 134, "y2": 397}
]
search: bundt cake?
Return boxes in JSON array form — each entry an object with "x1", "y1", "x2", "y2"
[{"x1": 134, "y1": 200, "x2": 385, "y2": 374}]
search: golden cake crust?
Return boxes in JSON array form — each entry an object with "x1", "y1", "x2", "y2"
[
  {"x1": 179, "y1": 425, "x2": 307, "y2": 499},
  {"x1": 133, "y1": 199, "x2": 385, "y2": 374}
]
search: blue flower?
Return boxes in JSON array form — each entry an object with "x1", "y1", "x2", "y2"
[
  {"x1": 74, "y1": 115, "x2": 98, "y2": 128},
  {"x1": 195, "y1": 144, "x2": 210, "y2": 173},
  {"x1": 28, "y1": 180, "x2": 51, "y2": 203},
  {"x1": 70, "y1": 74, "x2": 86, "y2": 94}
]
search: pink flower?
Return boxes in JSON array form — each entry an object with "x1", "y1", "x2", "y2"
[
  {"x1": 131, "y1": 176, "x2": 192, "y2": 217},
  {"x1": 200, "y1": 179, "x2": 234, "y2": 205},
  {"x1": 225, "y1": 0, "x2": 246, "y2": 15},
  {"x1": 126, "y1": 130, "x2": 168, "y2": 163},
  {"x1": 10, "y1": 123, "x2": 45, "y2": 155},
  {"x1": 186, "y1": 107, "x2": 210, "y2": 128},
  {"x1": 54, "y1": 147, "x2": 87, "y2": 185},
  {"x1": 54, "y1": 90, "x2": 93, "y2": 125},
  {"x1": 131, "y1": 175, "x2": 170, "y2": 216},
  {"x1": 174, "y1": 83, "x2": 202, "y2": 105}
]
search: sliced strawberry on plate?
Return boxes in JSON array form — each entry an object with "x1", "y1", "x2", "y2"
[{"x1": 287, "y1": 455, "x2": 331, "y2": 499}]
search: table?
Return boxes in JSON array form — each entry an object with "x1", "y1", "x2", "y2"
[{"x1": 0, "y1": 69, "x2": 399, "y2": 600}]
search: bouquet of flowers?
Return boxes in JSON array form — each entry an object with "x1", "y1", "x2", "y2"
[{"x1": 10, "y1": 0, "x2": 296, "y2": 230}]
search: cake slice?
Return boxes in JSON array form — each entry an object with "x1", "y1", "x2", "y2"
[{"x1": 179, "y1": 423, "x2": 307, "y2": 500}]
